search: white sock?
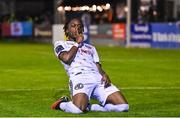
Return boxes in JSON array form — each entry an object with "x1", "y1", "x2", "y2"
[
  {"x1": 91, "y1": 104, "x2": 107, "y2": 112},
  {"x1": 59, "y1": 101, "x2": 83, "y2": 114},
  {"x1": 104, "y1": 104, "x2": 129, "y2": 112}
]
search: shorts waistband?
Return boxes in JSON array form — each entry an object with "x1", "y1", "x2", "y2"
[{"x1": 69, "y1": 71, "x2": 97, "y2": 77}]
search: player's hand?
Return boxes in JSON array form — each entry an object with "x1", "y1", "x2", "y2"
[
  {"x1": 101, "y1": 73, "x2": 111, "y2": 88},
  {"x1": 76, "y1": 34, "x2": 84, "y2": 44},
  {"x1": 75, "y1": 27, "x2": 84, "y2": 44}
]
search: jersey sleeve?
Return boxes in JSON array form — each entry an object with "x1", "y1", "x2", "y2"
[
  {"x1": 92, "y1": 47, "x2": 100, "y2": 63},
  {"x1": 53, "y1": 41, "x2": 67, "y2": 57}
]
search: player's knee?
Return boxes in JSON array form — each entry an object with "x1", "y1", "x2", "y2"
[
  {"x1": 73, "y1": 93, "x2": 89, "y2": 112},
  {"x1": 73, "y1": 100, "x2": 88, "y2": 112},
  {"x1": 75, "y1": 104, "x2": 87, "y2": 112},
  {"x1": 80, "y1": 105, "x2": 88, "y2": 112}
]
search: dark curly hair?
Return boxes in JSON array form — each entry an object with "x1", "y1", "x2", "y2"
[{"x1": 63, "y1": 18, "x2": 84, "y2": 37}]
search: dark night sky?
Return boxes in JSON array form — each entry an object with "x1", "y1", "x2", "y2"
[{"x1": 58, "y1": 0, "x2": 113, "y2": 7}]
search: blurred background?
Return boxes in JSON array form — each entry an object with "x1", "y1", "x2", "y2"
[
  {"x1": 0, "y1": 1, "x2": 180, "y2": 116},
  {"x1": 0, "y1": 0, "x2": 180, "y2": 48}
]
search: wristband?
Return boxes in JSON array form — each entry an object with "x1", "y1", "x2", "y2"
[{"x1": 74, "y1": 42, "x2": 83, "y2": 48}]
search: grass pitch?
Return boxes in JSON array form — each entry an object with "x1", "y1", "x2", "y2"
[{"x1": 0, "y1": 42, "x2": 180, "y2": 117}]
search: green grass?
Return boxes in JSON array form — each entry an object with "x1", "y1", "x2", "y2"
[{"x1": 0, "y1": 42, "x2": 180, "y2": 117}]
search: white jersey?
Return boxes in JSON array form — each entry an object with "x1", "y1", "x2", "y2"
[
  {"x1": 54, "y1": 40, "x2": 120, "y2": 106},
  {"x1": 54, "y1": 40, "x2": 100, "y2": 78}
]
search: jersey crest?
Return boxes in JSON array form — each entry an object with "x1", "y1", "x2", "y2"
[{"x1": 55, "y1": 45, "x2": 64, "y2": 54}]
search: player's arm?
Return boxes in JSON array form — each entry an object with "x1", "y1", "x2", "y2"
[
  {"x1": 58, "y1": 34, "x2": 83, "y2": 65},
  {"x1": 92, "y1": 46, "x2": 111, "y2": 87},
  {"x1": 58, "y1": 45, "x2": 79, "y2": 65},
  {"x1": 96, "y1": 62, "x2": 111, "y2": 87}
]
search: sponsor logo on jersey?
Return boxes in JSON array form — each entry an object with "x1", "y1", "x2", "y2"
[{"x1": 79, "y1": 49, "x2": 92, "y2": 55}]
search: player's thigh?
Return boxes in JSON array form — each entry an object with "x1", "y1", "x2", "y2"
[
  {"x1": 106, "y1": 91, "x2": 128, "y2": 105},
  {"x1": 72, "y1": 93, "x2": 89, "y2": 111},
  {"x1": 69, "y1": 79, "x2": 91, "y2": 99},
  {"x1": 92, "y1": 83, "x2": 120, "y2": 106},
  {"x1": 69, "y1": 76, "x2": 95, "y2": 111}
]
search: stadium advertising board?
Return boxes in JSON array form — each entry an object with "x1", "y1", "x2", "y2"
[
  {"x1": 131, "y1": 24, "x2": 152, "y2": 47},
  {"x1": 34, "y1": 24, "x2": 52, "y2": 38},
  {"x1": 112, "y1": 24, "x2": 126, "y2": 40},
  {"x1": 90, "y1": 24, "x2": 112, "y2": 39},
  {"x1": 52, "y1": 24, "x2": 64, "y2": 43},
  {"x1": 2, "y1": 22, "x2": 33, "y2": 37},
  {"x1": 151, "y1": 23, "x2": 180, "y2": 48},
  {"x1": 1, "y1": 22, "x2": 11, "y2": 37}
]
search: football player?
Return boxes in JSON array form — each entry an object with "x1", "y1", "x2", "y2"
[{"x1": 51, "y1": 18, "x2": 129, "y2": 114}]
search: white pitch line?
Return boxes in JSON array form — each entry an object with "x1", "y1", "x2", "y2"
[
  {"x1": 120, "y1": 87, "x2": 180, "y2": 90},
  {"x1": 101, "y1": 59, "x2": 179, "y2": 62},
  {"x1": 0, "y1": 87, "x2": 180, "y2": 92}
]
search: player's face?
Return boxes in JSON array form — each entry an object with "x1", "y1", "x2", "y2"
[{"x1": 67, "y1": 19, "x2": 83, "y2": 39}]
